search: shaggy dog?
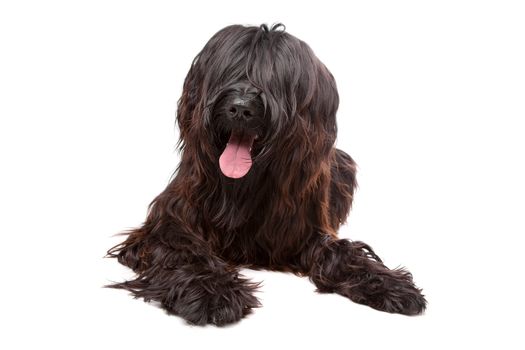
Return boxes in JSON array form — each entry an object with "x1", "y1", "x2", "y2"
[{"x1": 106, "y1": 23, "x2": 426, "y2": 326}]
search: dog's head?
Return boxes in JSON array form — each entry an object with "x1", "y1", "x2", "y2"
[{"x1": 177, "y1": 24, "x2": 339, "y2": 180}]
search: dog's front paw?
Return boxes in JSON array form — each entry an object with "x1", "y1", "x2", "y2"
[
  {"x1": 349, "y1": 268, "x2": 427, "y2": 316},
  {"x1": 162, "y1": 269, "x2": 261, "y2": 326}
]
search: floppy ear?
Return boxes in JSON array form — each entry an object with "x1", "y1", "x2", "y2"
[
  {"x1": 308, "y1": 63, "x2": 339, "y2": 153},
  {"x1": 176, "y1": 59, "x2": 203, "y2": 149}
]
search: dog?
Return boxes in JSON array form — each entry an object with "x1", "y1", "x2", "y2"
[{"x1": 106, "y1": 23, "x2": 426, "y2": 326}]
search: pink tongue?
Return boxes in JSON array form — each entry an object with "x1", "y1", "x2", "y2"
[{"x1": 219, "y1": 130, "x2": 255, "y2": 179}]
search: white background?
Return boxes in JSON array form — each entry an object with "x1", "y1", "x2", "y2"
[{"x1": 1, "y1": 0, "x2": 524, "y2": 349}]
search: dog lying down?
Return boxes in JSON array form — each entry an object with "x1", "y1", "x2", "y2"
[{"x1": 106, "y1": 23, "x2": 426, "y2": 326}]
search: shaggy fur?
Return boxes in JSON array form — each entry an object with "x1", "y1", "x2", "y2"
[{"x1": 106, "y1": 23, "x2": 426, "y2": 326}]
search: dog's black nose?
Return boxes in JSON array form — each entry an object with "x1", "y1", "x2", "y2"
[{"x1": 227, "y1": 98, "x2": 257, "y2": 120}]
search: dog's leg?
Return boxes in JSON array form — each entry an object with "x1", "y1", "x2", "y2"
[
  {"x1": 106, "y1": 222, "x2": 260, "y2": 326},
  {"x1": 303, "y1": 236, "x2": 426, "y2": 315},
  {"x1": 319, "y1": 149, "x2": 426, "y2": 314}
]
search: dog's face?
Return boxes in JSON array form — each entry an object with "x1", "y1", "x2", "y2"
[
  {"x1": 177, "y1": 24, "x2": 339, "y2": 180},
  {"x1": 212, "y1": 82, "x2": 267, "y2": 178}
]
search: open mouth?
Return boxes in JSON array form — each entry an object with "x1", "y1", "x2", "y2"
[{"x1": 219, "y1": 128, "x2": 259, "y2": 179}]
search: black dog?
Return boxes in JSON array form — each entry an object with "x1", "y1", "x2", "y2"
[{"x1": 107, "y1": 23, "x2": 426, "y2": 326}]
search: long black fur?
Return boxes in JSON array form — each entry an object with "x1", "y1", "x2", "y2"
[{"x1": 106, "y1": 23, "x2": 426, "y2": 326}]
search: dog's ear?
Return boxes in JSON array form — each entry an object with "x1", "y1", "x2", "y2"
[
  {"x1": 309, "y1": 63, "x2": 339, "y2": 149},
  {"x1": 176, "y1": 59, "x2": 202, "y2": 149}
]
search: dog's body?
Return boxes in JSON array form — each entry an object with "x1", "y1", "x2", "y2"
[{"x1": 107, "y1": 24, "x2": 426, "y2": 325}]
